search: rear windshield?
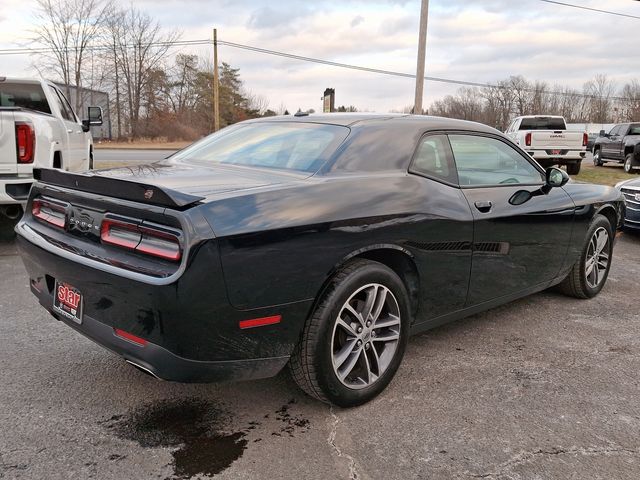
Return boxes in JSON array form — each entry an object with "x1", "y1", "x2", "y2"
[
  {"x1": 173, "y1": 122, "x2": 350, "y2": 173},
  {"x1": 0, "y1": 82, "x2": 51, "y2": 114},
  {"x1": 519, "y1": 117, "x2": 566, "y2": 130}
]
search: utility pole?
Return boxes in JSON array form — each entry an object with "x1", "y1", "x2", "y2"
[
  {"x1": 413, "y1": 0, "x2": 429, "y2": 115},
  {"x1": 213, "y1": 28, "x2": 220, "y2": 132}
]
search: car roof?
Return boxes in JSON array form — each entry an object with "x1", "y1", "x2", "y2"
[{"x1": 246, "y1": 113, "x2": 501, "y2": 134}]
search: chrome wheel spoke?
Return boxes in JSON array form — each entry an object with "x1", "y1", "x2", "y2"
[
  {"x1": 331, "y1": 282, "x2": 401, "y2": 390},
  {"x1": 372, "y1": 329, "x2": 400, "y2": 343},
  {"x1": 585, "y1": 227, "x2": 610, "y2": 289}
]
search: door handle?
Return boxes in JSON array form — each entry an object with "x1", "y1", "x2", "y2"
[
  {"x1": 67, "y1": 129, "x2": 73, "y2": 133},
  {"x1": 474, "y1": 200, "x2": 492, "y2": 213}
]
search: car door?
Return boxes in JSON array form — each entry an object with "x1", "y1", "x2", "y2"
[
  {"x1": 48, "y1": 86, "x2": 85, "y2": 170},
  {"x1": 448, "y1": 133, "x2": 575, "y2": 307},
  {"x1": 408, "y1": 133, "x2": 473, "y2": 321},
  {"x1": 601, "y1": 125, "x2": 619, "y2": 159},
  {"x1": 611, "y1": 124, "x2": 628, "y2": 160}
]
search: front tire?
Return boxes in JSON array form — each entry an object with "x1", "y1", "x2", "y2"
[
  {"x1": 624, "y1": 154, "x2": 636, "y2": 174},
  {"x1": 558, "y1": 214, "x2": 614, "y2": 299},
  {"x1": 289, "y1": 259, "x2": 411, "y2": 407}
]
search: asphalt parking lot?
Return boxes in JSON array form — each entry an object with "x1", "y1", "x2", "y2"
[{"x1": 1, "y1": 175, "x2": 640, "y2": 480}]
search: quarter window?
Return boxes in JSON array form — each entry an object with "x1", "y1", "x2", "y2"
[
  {"x1": 449, "y1": 134, "x2": 544, "y2": 186},
  {"x1": 411, "y1": 134, "x2": 457, "y2": 184}
]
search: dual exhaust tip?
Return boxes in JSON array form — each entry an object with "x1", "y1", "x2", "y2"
[
  {"x1": 0, "y1": 205, "x2": 23, "y2": 220},
  {"x1": 125, "y1": 359, "x2": 160, "y2": 379}
]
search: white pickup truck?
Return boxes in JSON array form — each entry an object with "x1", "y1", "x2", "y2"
[
  {"x1": 505, "y1": 115, "x2": 587, "y2": 175},
  {"x1": 0, "y1": 77, "x2": 102, "y2": 219}
]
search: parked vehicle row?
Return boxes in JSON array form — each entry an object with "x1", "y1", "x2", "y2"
[
  {"x1": 593, "y1": 123, "x2": 640, "y2": 173},
  {"x1": 0, "y1": 77, "x2": 102, "y2": 220},
  {"x1": 505, "y1": 115, "x2": 587, "y2": 175},
  {"x1": 16, "y1": 114, "x2": 624, "y2": 406}
]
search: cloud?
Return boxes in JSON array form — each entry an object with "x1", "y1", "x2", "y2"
[{"x1": 350, "y1": 15, "x2": 365, "y2": 27}]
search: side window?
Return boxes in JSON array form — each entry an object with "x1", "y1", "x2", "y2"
[
  {"x1": 449, "y1": 134, "x2": 544, "y2": 186},
  {"x1": 618, "y1": 125, "x2": 629, "y2": 136},
  {"x1": 51, "y1": 87, "x2": 76, "y2": 122},
  {"x1": 411, "y1": 134, "x2": 458, "y2": 184},
  {"x1": 609, "y1": 125, "x2": 620, "y2": 136}
]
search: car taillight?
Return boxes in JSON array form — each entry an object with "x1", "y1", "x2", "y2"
[
  {"x1": 583, "y1": 132, "x2": 588, "y2": 147},
  {"x1": 101, "y1": 218, "x2": 182, "y2": 261},
  {"x1": 32, "y1": 198, "x2": 66, "y2": 228},
  {"x1": 525, "y1": 132, "x2": 532, "y2": 147},
  {"x1": 15, "y1": 122, "x2": 35, "y2": 164}
]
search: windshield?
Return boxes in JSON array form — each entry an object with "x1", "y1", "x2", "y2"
[
  {"x1": 519, "y1": 117, "x2": 566, "y2": 130},
  {"x1": 173, "y1": 122, "x2": 350, "y2": 173},
  {"x1": 0, "y1": 82, "x2": 52, "y2": 114}
]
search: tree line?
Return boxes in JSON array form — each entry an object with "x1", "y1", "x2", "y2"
[
  {"x1": 428, "y1": 74, "x2": 640, "y2": 130},
  {"x1": 32, "y1": 0, "x2": 276, "y2": 140}
]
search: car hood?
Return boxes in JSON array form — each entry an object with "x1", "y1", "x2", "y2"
[{"x1": 92, "y1": 160, "x2": 307, "y2": 198}]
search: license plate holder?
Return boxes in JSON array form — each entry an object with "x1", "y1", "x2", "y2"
[{"x1": 53, "y1": 281, "x2": 83, "y2": 324}]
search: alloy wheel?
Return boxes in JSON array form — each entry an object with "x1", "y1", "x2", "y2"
[
  {"x1": 331, "y1": 283, "x2": 401, "y2": 389},
  {"x1": 585, "y1": 227, "x2": 610, "y2": 289}
]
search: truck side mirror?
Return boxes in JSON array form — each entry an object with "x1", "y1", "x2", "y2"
[
  {"x1": 599, "y1": 130, "x2": 606, "y2": 137},
  {"x1": 87, "y1": 106, "x2": 103, "y2": 126}
]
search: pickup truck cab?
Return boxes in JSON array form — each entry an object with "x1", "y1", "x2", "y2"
[
  {"x1": 0, "y1": 77, "x2": 102, "y2": 219},
  {"x1": 592, "y1": 123, "x2": 640, "y2": 173},
  {"x1": 505, "y1": 115, "x2": 588, "y2": 175}
]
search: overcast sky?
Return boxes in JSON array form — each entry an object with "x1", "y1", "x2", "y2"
[{"x1": 1, "y1": 0, "x2": 639, "y2": 113}]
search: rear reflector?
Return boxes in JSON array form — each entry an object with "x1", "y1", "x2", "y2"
[
  {"x1": 114, "y1": 328, "x2": 147, "y2": 346},
  {"x1": 16, "y1": 121, "x2": 35, "y2": 164},
  {"x1": 101, "y1": 217, "x2": 182, "y2": 261},
  {"x1": 32, "y1": 198, "x2": 66, "y2": 228},
  {"x1": 239, "y1": 315, "x2": 282, "y2": 329}
]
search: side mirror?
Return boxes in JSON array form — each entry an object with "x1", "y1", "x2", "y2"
[
  {"x1": 546, "y1": 167, "x2": 570, "y2": 187},
  {"x1": 599, "y1": 129, "x2": 606, "y2": 137},
  {"x1": 86, "y1": 106, "x2": 103, "y2": 126}
]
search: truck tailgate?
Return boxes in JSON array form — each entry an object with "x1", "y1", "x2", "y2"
[
  {"x1": 0, "y1": 111, "x2": 17, "y2": 174},
  {"x1": 531, "y1": 130, "x2": 584, "y2": 149}
]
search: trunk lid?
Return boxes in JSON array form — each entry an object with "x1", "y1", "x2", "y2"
[{"x1": 35, "y1": 159, "x2": 305, "y2": 209}]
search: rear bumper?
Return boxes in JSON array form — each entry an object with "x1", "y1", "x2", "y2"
[
  {"x1": 48, "y1": 308, "x2": 289, "y2": 382},
  {"x1": 0, "y1": 177, "x2": 33, "y2": 204},
  {"x1": 527, "y1": 150, "x2": 585, "y2": 162}
]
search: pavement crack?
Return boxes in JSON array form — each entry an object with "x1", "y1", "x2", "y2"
[
  {"x1": 328, "y1": 405, "x2": 359, "y2": 480},
  {"x1": 468, "y1": 445, "x2": 639, "y2": 478}
]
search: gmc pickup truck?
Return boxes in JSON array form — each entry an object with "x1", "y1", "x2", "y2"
[
  {"x1": 0, "y1": 77, "x2": 102, "y2": 219},
  {"x1": 505, "y1": 115, "x2": 587, "y2": 175},
  {"x1": 592, "y1": 123, "x2": 640, "y2": 173}
]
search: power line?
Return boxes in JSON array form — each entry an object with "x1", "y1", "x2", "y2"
[
  {"x1": 537, "y1": 0, "x2": 640, "y2": 20},
  {"x1": 0, "y1": 38, "x2": 636, "y2": 101}
]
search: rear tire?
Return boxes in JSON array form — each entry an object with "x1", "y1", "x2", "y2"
[
  {"x1": 566, "y1": 162, "x2": 581, "y2": 175},
  {"x1": 558, "y1": 214, "x2": 613, "y2": 299},
  {"x1": 593, "y1": 149, "x2": 603, "y2": 166},
  {"x1": 289, "y1": 259, "x2": 410, "y2": 407}
]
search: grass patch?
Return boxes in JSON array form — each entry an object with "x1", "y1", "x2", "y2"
[{"x1": 573, "y1": 164, "x2": 637, "y2": 186}]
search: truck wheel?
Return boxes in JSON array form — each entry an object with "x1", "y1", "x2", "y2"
[
  {"x1": 593, "y1": 150, "x2": 603, "y2": 166},
  {"x1": 566, "y1": 162, "x2": 581, "y2": 175},
  {"x1": 624, "y1": 154, "x2": 636, "y2": 174},
  {"x1": 289, "y1": 259, "x2": 410, "y2": 407}
]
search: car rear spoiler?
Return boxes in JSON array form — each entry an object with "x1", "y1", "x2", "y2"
[{"x1": 33, "y1": 168, "x2": 205, "y2": 209}]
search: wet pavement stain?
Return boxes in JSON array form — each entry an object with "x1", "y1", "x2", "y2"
[{"x1": 101, "y1": 399, "x2": 247, "y2": 479}]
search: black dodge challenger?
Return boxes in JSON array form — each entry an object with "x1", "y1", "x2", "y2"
[{"x1": 16, "y1": 114, "x2": 625, "y2": 407}]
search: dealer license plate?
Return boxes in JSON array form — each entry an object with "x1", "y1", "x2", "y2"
[{"x1": 53, "y1": 281, "x2": 83, "y2": 324}]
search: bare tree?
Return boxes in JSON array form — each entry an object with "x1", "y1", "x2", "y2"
[
  {"x1": 620, "y1": 80, "x2": 640, "y2": 122},
  {"x1": 32, "y1": 0, "x2": 112, "y2": 114},
  {"x1": 583, "y1": 74, "x2": 616, "y2": 123},
  {"x1": 105, "y1": 6, "x2": 179, "y2": 137}
]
